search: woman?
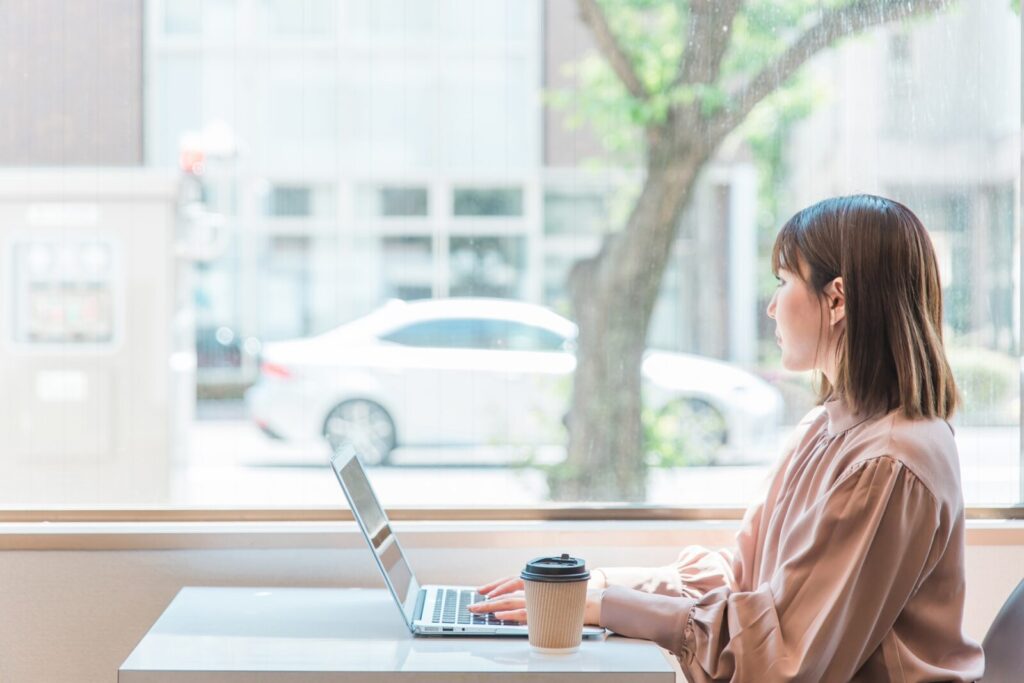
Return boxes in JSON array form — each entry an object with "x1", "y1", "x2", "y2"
[{"x1": 469, "y1": 195, "x2": 985, "y2": 681}]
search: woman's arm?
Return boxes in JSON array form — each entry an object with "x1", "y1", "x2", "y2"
[
  {"x1": 594, "y1": 545, "x2": 735, "y2": 598},
  {"x1": 600, "y1": 456, "x2": 946, "y2": 682}
]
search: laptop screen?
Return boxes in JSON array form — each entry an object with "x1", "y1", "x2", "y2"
[{"x1": 330, "y1": 445, "x2": 420, "y2": 628}]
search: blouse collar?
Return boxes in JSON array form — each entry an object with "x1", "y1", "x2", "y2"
[{"x1": 824, "y1": 397, "x2": 874, "y2": 436}]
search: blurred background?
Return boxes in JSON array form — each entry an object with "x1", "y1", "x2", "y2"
[{"x1": 0, "y1": 0, "x2": 1019, "y2": 508}]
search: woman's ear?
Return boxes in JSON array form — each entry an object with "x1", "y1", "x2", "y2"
[{"x1": 825, "y1": 277, "x2": 846, "y2": 326}]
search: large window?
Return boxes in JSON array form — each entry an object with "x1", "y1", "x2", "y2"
[{"x1": 0, "y1": 0, "x2": 1019, "y2": 514}]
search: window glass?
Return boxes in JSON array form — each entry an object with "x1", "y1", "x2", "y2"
[
  {"x1": 355, "y1": 186, "x2": 431, "y2": 219},
  {"x1": 453, "y1": 188, "x2": 523, "y2": 217},
  {"x1": 259, "y1": 236, "x2": 312, "y2": 340},
  {"x1": 379, "y1": 236, "x2": 433, "y2": 300},
  {"x1": 265, "y1": 185, "x2": 335, "y2": 218},
  {"x1": 1, "y1": 0, "x2": 1018, "y2": 511},
  {"x1": 449, "y1": 236, "x2": 525, "y2": 298},
  {"x1": 544, "y1": 191, "x2": 609, "y2": 235},
  {"x1": 267, "y1": 186, "x2": 312, "y2": 217},
  {"x1": 477, "y1": 320, "x2": 567, "y2": 352},
  {"x1": 381, "y1": 319, "x2": 483, "y2": 349},
  {"x1": 381, "y1": 187, "x2": 429, "y2": 217}
]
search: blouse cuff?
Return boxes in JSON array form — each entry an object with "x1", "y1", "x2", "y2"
[
  {"x1": 599, "y1": 585, "x2": 696, "y2": 653},
  {"x1": 596, "y1": 564, "x2": 685, "y2": 595}
]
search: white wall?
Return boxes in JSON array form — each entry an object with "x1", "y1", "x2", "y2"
[{"x1": 0, "y1": 521, "x2": 1021, "y2": 683}]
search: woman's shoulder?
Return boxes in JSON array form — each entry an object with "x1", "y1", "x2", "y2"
[{"x1": 846, "y1": 411, "x2": 962, "y2": 507}]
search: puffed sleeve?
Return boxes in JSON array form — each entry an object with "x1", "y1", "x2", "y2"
[
  {"x1": 600, "y1": 456, "x2": 944, "y2": 682},
  {"x1": 595, "y1": 545, "x2": 735, "y2": 599}
]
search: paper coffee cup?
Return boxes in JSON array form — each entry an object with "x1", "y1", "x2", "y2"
[{"x1": 521, "y1": 553, "x2": 590, "y2": 653}]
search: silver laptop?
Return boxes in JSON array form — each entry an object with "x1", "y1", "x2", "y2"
[{"x1": 329, "y1": 443, "x2": 606, "y2": 638}]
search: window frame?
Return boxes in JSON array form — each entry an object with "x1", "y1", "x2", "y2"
[{"x1": 0, "y1": 505, "x2": 1020, "y2": 524}]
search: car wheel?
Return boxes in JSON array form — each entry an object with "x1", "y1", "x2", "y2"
[
  {"x1": 680, "y1": 398, "x2": 727, "y2": 464},
  {"x1": 648, "y1": 398, "x2": 727, "y2": 467},
  {"x1": 323, "y1": 399, "x2": 397, "y2": 466}
]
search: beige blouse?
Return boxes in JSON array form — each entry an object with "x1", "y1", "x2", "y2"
[{"x1": 597, "y1": 399, "x2": 985, "y2": 682}]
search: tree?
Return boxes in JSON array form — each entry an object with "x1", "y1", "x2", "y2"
[{"x1": 552, "y1": 0, "x2": 954, "y2": 502}]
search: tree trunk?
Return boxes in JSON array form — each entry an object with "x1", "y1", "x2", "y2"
[{"x1": 550, "y1": 149, "x2": 704, "y2": 502}]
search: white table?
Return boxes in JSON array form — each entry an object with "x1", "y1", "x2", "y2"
[{"x1": 119, "y1": 587, "x2": 677, "y2": 682}]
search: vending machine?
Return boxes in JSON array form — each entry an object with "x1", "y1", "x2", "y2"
[{"x1": 0, "y1": 169, "x2": 181, "y2": 505}]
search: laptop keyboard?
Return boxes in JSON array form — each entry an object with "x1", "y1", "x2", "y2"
[{"x1": 432, "y1": 588, "x2": 520, "y2": 627}]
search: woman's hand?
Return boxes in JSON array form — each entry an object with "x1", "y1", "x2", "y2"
[
  {"x1": 468, "y1": 575, "x2": 527, "y2": 622},
  {"x1": 468, "y1": 587, "x2": 528, "y2": 623},
  {"x1": 468, "y1": 575, "x2": 605, "y2": 625},
  {"x1": 474, "y1": 570, "x2": 606, "y2": 600},
  {"x1": 477, "y1": 575, "x2": 525, "y2": 600}
]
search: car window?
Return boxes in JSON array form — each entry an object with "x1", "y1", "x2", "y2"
[
  {"x1": 380, "y1": 318, "x2": 484, "y2": 348},
  {"x1": 478, "y1": 320, "x2": 567, "y2": 351},
  {"x1": 381, "y1": 318, "x2": 567, "y2": 351}
]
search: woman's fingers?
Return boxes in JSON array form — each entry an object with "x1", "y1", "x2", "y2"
[
  {"x1": 476, "y1": 575, "x2": 517, "y2": 594},
  {"x1": 493, "y1": 608, "x2": 527, "y2": 623},
  {"x1": 467, "y1": 592, "x2": 525, "y2": 614},
  {"x1": 475, "y1": 576, "x2": 524, "y2": 597},
  {"x1": 485, "y1": 577, "x2": 524, "y2": 598},
  {"x1": 467, "y1": 591, "x2": 528, "y2": 622}
]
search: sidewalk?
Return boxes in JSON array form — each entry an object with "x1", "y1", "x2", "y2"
[{"x1": 173, "y1": 415, "x2": 1020, "y2": 507}]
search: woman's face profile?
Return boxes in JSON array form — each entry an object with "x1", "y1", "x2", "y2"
[{"x1": 767, "y1": 263, "x2": 831, "y2": 373}]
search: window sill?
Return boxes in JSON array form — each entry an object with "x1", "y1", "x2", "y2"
[{"x1": 0, "y1": 518, "x2": 1022, "y2": 551}]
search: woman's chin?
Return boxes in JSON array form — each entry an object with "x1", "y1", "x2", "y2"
[{"x1": 779, "y1": 354, "x2": 809, "y2": 373}]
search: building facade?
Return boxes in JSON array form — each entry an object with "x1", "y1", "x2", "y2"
[
  {"x1": 782, "y1": 0, "x2": 1020, "y2": 354},
  {"x1": 140, "y1": 0, "x2": 760, "y2": 389}
]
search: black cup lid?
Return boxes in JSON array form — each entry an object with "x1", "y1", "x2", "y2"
[{"x1": 520, "y1": 553, "x2": 590, "y2": 583}]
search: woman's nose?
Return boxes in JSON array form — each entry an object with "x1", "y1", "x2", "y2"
[{"x1": 766, "y1": 292, "x2": 777, "y2": 319}]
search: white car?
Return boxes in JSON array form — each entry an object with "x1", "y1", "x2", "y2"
[{"x1": 245, "y1": 298, "x2": 783, "y2": 465}]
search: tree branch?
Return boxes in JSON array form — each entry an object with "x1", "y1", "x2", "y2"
[
  {"x1": 576, "y1": 0, "x2": 648, "y2": 101},
  {"x1": 675, "y1": 0, "x2": 743, "y2": 88},
  {"x1": 709, "y1": 0, "x2": 953, "y2": 140}
]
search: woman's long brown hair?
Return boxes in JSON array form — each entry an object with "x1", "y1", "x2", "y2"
[{"x1": 771, "y1": 194, "x2": 958, "y2": 420}]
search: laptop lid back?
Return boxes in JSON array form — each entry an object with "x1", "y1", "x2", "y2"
[{"x1": 329, "y1": 444, "x2": 421, "y2": 630}]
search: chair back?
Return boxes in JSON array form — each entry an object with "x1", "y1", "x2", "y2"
[{"x1": 981, "y1": 579, "x2": 1024, "y2": 682}]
